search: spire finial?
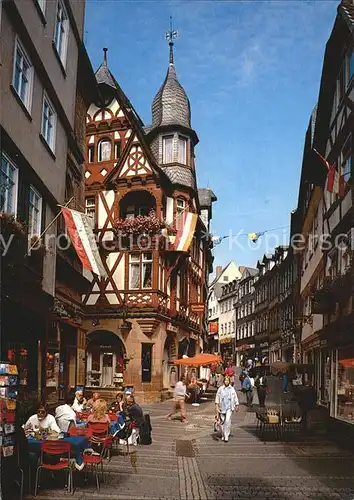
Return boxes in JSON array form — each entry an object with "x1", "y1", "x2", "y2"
[
  {"x1": 103, "y1": 47, "x2": 108, "y2": 64},
  {"x1": 165, "y1": 16, "x2": 178, "y2": 65}
]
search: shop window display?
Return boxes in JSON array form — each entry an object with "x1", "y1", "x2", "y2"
[{"x1": 336, "y1": 347, "x2": 354, "y2": 423}]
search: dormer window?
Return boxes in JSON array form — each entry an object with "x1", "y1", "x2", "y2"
[
  {"x1": 98, "y1": 139, "x2": 111, "y2": 161},
  {"x1": 178, "y1": 136, "x2": 187, "y2": 164},
  {"x1": 163, "y1": 135, "x2": 173, "y2": 163}
]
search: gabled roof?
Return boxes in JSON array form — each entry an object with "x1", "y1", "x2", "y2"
[
  {"x1": 209, "y1": 261, "x2": 233, "y2": 287},
  {"x1": 240, "y1": 267, "x2": 258, "y2": 281}
]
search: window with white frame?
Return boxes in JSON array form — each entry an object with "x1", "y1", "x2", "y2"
[
  {"x1": 176, "y1": 198, "x2": 185, "y2": 230},
  {"x1": 341, "y1": 136, "x2": 352, "y2": 181},
  {"x1": 41, "y1": 94, "x2": 56, "y2": 152},
  {"x1": 36, "y1": 0, "x2": 46, "y2": 14},
  {"x1": 1, "y1": 153, "x2": 18, "y2": 214},
  {"x1": 128, "y1": 253, "x2": 153, "y2": 289},
  {"x1": 85, "y1": 197, "x2": 95, "y2": 228},
  {"x1": 13, "y1": 38, "x2": 34, "y2": 112},
  {"x1": 98, "y1": 139, "x2": 112, "y2": 161},
  {"x1": 54, "y1": 0, "x2": 69, "y2": 66},
  {"x1": 162, "y1": 135, "x2": 173, "y2": 163},
  {"x1": 28, "y1": 186, "x2": 42, "y2": 237},
  {"x1": 178, "y1": 136, "x2": 187, "y2": 164}
]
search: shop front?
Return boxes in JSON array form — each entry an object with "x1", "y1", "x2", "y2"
[
  {"x1": 220, "y1": 337, "x2": 233, "y2": 363},
  {"x1": 235, "y1": 343, "x2": 255, "y2": 367},
  {"x1": 270, "y1": 341, "x2": 282, "y2": 364}
]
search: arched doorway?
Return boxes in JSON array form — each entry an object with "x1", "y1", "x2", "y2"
[{"x1": 86, "y1": 330, "x2": 126, "y2": 389}]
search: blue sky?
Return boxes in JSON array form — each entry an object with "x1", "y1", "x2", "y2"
[{"x1": 85, "y1": 0, "x2": 338, "y2": 270}]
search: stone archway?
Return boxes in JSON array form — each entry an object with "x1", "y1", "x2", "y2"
[{"x1": 86, "y1": 330, "x2": 126, "y2": 390}]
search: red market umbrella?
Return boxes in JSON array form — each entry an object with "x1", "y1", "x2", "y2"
[{"x1": 174, "y1": 353, "x2": 221, "y2": 367}]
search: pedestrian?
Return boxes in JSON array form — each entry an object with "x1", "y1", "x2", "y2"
[
  {"x1": 215, "y1": 375, "x2": 239, "y2": 443},
  {"x1": 239, "y1": 367, "x2": 248, "y2": 389},
  {"x1": 255, "y1": 369, "x2": 268, "y2": 408},
  {"x1": 167, "y1": 376, "x2": 188, "y2": 423},
  {"x1": 242, "y1": 373, "x2": 253, "y2": 407},
  {"x1": 225, "y1": 361, "x2": 235, "y2": 386}
]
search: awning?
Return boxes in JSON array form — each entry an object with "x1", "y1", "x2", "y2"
[
  {"x1": 339, "y1": 358, "x2": 354, "y2": 368},
  {"x1": 174, "y1": 353, "x2": 221, "y2": 367}
]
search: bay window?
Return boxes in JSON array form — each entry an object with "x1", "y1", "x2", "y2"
[
  {"x1": 178, "y1": 136, "x2": 187, "y2": 164},
  {"x1": 1, "y1": 153, "x2": 18, "y2": 214},
  {"x1": 162, "y1": 135, "x2": 173, "y2": 163},
  {"x1": 129, "y1": 253, "x2": 153, "y2": 289}
]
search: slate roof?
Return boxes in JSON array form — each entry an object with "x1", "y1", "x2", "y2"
[
  {"x1": 95, "y1": 61, "x2": 116, "y2": 89},
  {"x1": 151, "y1": 60, "x2": 191, "y2": 130},
  {"x1": 162, "y1": 165, "x2": 196, "y2": 189},
  {"x1": 340, "y1": 0, "x2": 354, "y2": 31},
  {"x1": 198, "y1": 188, "x2": 217, "y2": 208}
]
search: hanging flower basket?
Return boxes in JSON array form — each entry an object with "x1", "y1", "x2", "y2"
[{"x1": 113, "y1": 210, "x2": 176, "y2": 237}]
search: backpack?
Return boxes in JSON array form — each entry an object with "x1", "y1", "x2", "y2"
[{"x1": 139, "y1": 414, "x2": 152, "y2": 445}]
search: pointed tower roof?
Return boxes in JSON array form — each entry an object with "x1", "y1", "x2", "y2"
[
  {"x1": 95, "y1": 48, "x2": 116, "y2": 88},
  {"x1": 151, "y1": 23, "x2": 191, "y2": 130}
]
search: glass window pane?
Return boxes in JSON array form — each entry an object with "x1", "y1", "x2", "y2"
[
  {"x1": 129, "y1": 262, "x2": 140, "y2": 289},
  {"x1": 142, "y1": 262, "x2": 152, "y2": 288},
  {"x1": 99, "y1": 140, "x2": 111, "y2": 161},
  {"x1": 163, "y1": 136, "x2": 173, "y2": 163}
]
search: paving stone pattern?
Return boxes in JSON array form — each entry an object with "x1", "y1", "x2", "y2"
[{"x1": 28, "y1": 391, "x2": 354, "y2": 500}]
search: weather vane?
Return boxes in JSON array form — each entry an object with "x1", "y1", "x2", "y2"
[
  {"x1": 165, "y1": 17, "x2": 178, "y2": 64},
  {"x1": 165, "y1": 16, "x2": 178, "y2": 44}
]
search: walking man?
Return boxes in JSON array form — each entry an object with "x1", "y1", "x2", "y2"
[
  {"x1": 215, "y1": 375, "x2": 239, "y2": 443},
  {"x1": 242, "y1": 372, "x2": 254, "y2": 407},
  {"x1": 168, "y1": 376, "x2": 188, "y2": 423}
]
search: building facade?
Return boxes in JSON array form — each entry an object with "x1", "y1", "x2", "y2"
[
  {"x1": 234, "y1": 267, "x2": 257, "y2": 367},
  {"x1": 218, "y1": 280, "x2": 238, "y2": 362},
  {"x1": 0, "y1": 0, "x2": 95, "y2": 403},
  {"x1": 301, "y1": 1, "x2": 354, "y2": 432},
  {"x1": 82, "y1": 41, "x2": 215, "y2": 402},
  {"x1": 206, "y1": 262, "x2": 241, "y2": 353}
]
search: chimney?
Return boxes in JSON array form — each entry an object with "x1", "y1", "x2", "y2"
[{"x1": 216, "y1": 266, "x2": 222, "y2": 278}]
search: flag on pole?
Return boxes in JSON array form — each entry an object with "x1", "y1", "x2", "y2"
[
  {"x1": 325, "y1": 166, "x2": 345, "y2": 197},
  {"x1": 174, "y1": 212, "x2": 198, "y2": 252},
  {"x1": 61, "y1": 207, "x2": 107, "y2": 277},
  {"x1": 313, "y1": 148, "x2": 345, "y2": 197}
]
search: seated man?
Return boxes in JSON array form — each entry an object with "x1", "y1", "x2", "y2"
[
  {"x1": 86, "y1": 392, "x2": 101, "y2": 410},
  {"x1": 124, "y1": 394, "x2": 144, "y2": 446},
  {"x1": 72, "y1": 390, "x2": 87, "y2": 412},
  {"x1": 24, "y1": 403, "x2": 60, "y2": 437},
  {"x1": 55, "y1": 395, "x2": 77, "y2": 433}
]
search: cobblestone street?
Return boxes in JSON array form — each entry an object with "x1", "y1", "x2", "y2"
[{"x1": 29, "y1": 391, "x2": 354, "y2": 500}]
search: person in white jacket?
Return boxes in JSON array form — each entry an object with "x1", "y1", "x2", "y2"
[
  {"x1": 55, "y1": 395, "x2": 77, "y2": 432},
  {"x1": 215, "y1": 375, "x2": 239, "y2": 442}
]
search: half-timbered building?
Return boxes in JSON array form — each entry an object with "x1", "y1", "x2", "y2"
[{"x1": 82, "y1": 41, "x2": 216, "y2": 402}]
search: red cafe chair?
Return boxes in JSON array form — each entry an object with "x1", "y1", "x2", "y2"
[
  {"x1": 34, "y1": 441, "x2": 72, "y2": 496},
  {"x1": 69, "y1": 427, "x2": 92, "y2": 439},
  {"x1": 83, "y1": 436, "x2": 113, "y2": 491}
]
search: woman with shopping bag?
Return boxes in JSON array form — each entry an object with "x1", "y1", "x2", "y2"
[{"x1": 215, "y1": 375, "x2": 239, "y2": 442}]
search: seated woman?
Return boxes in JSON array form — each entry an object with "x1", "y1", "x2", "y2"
[
  {"x1": 87, "y1": 399, "x2": 110, "y2": 425},
  {"x1": 55, "y1": 395, "x2": 77, "y2": 432},
  {"x1": 188, "y1": 375, "x2": 201, "y2": 404},
  {"x1": 72, "y1": 390, "x2": 87, "y2": 412},
  {"x1": 109, "y1": 393, "x2": 124, "y2": 414},
  {"x1": 24, "y1": 403, "x2": 60, "y2": 437}
]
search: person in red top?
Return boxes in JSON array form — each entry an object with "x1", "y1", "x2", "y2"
[{"x1": 224, "y1": 361, "x2": 235, "y2": 385}]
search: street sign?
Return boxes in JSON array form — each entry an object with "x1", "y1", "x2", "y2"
[{"x1": 191, "y1": 303, "x2": 204, "y2": 313}]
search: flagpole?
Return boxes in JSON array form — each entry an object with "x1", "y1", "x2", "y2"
[{"x1": 26, "y1": 196, "x2": 75, "y2": 255}]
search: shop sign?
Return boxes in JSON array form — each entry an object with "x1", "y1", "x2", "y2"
[
  {"x1": 191, "y1": 303, "x2": 205, "y2": 313},
  {"x1": 167, "y1": 323, "x2": 179, "y2": 334},
  {"x1": 220, "y1": 337, "x2": 232, "y2": 344},
  {"x1": 208, "y1": 321, "x2": 218, "y2": 334}
]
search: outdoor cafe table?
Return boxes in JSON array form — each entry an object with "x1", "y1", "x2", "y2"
[{"x1": 27, "y1": 435, "x2": 89, "y2": 469}]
